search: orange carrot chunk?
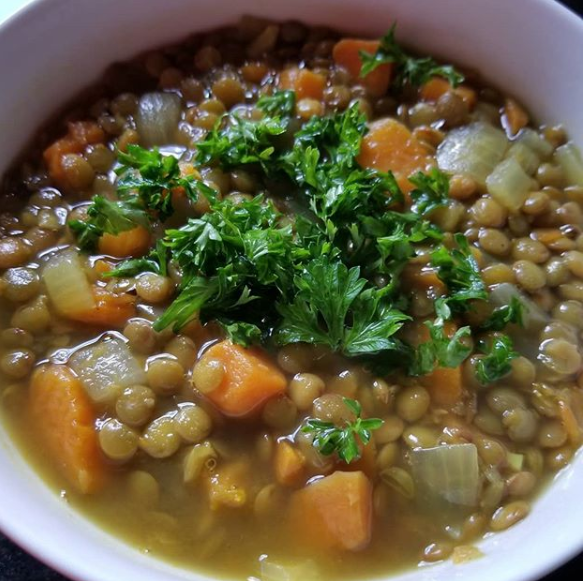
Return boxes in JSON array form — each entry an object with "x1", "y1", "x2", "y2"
[
  {"x1": 69, "y1": 288, "x2": 136, "y2": 328},
  {"x1": 29, "y1": 364, "x2": 105, "y2": 494},
  {"x1": 274, "y1": 441, "x2": 306, "y2": 486},
  {"x1": 199, "y1": 340, "x2": 287, "y2": 417},
  {"x1": 43, "y1": 121, "x2": 105, "y2": 190},
  {"x1": 290, "y1": 471, "x2": 373, "y2": 551},
  {"x1": 357, "y1": 118, "x2": 434, "y2": 192},
  {"x1": 97, "y1": 225, "x2": 151, "y2": 258},
  {"x1": 279, "y1": 67, "x2": 326, "y2": 100},
  {"x1": 420, "y1": 77, "x2": 477, "y2": 110},
  {"x1": 332, "y1": 39, "x2": 392, "y2": 97},
  {"x1": 502, "y1": 98, "x2": 529, "y2": 137}
]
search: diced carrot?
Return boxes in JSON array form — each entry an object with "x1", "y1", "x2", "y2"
[
  {"x1": 205, "y1": 461, "x2": 249, "y2": 510},
  {"x1": 279, "y1": 67, "x2": 326, "y2": 100},
  {"x1": 199, "y1": 340, "x2": 287, "y2": 417},
  {"x1": 357, "y1": 118, "x2": 434, "y2": 192},
  {"x1": 97, "y1": 226, "x2": 151, "y2": 258},
  {"x1": 69, "y1": 288, "x2": 136, "y2": 328},
  {"x1": 417, "y1": 321, "x2": 464, "y2": 406},
  {"x1": 289, "y1": 471, "x2": 372, "y2": 551},
  {"x1": 93, "y1": 259, "x2": 113, "y2": 278},
  {"x1": 502, "y1": 98, "x2": 529, "y2": 137},
  {"x1": 274, "y1": 441, "x2": 306, "y2": 486},
  {"x1": 43, "y1": 121, "x2": 105, "y2": 190},
  {"x1": 29, "y1": 364, "x2": 105, "y2": 494},
  {"x1": 420, "y1": 77, "x2": 477, "y2": 110},
  {"x1": 332, "y1": 39, "x2": 392, "y2": 97}
]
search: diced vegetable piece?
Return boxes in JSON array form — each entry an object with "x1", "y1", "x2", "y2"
[
  {"x1": 437, "y1": 122, "x2": 508, "y2": 186},
  {"x1": 43, "y1": 250, "x2": 96, "y2": 316},
  {"x1": 486, "y1": 158, "x2": 535, "y2": 211},
  {"x1": 69, "y1": 288, "x2": 136, "y2": 328},
  {"x1": 274, "y1": 441, "x2": 306, "y2": 486},
  {"x1": 43, "y1": 121, "x2": 105, "y2": 190},
  {"x1": 420, "y1": 77, "x2": 477, "y2": 110},
  {"x1": 197, "y1": 341, "x2": 287, "y2": 417},
  {"x1": 555, "y1": 143, "x2": 583, "y2": 186},
  {"x1": 289, "y1": 471, "x2": 372, "y2": 551},
  {"x1": 332, "y1": 39, "x2": 392, "y2": 97},
  {"x1": 68, "y1": 335, "x2": 147, "y2": 404},
  {"x1": 29, "y1": 364, "x2": 105, "y2": 494},
  {"x1": 357, "y1": 118, "x2": 434, "y2": 191},
  {"x1": 260, "y1": 559, "x2": 321, "y2": 581},
  {"x1": 136, "y1": 92, "x2": 181, "y2": 147},
  {"x1": 279, "y1": 67, "x2": 326, "y2": 100},
  {"x1": 411, "y1": 443, "x2": 479, "y2": 507},
  {"x1": 97, "y1": 225, "x2": 151, "y2": 258},
  {"x1": 516, "y1": 128, "x2": 554, "y2": 159},
  {"x1": 501, "y1": 98, "x2": 529, "y2": 137},
  {"x1": 507, "y1": 452, "x2": 524, "y2": 471},
  {"x1": 505, "y1": 142, "x2": 540, "y2": 176},
  {"x1": 206, "y1": 461, "x2": 249, "y2": 510},
  {"x1": 422, "y1": 366, "x2": 463, "y2": 407}
]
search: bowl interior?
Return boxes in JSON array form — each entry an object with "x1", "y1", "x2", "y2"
[{"x1": 1, "y1": 1, "x2": 583, "y2": 581}]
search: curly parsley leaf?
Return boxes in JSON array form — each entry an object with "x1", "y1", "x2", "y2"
[
  {"x1": 409, "y1": 168, "x2": 450, "y2": 216},
  {"x1": 410, "y1": 315, "x2": 472, "y2": 376},
  {"x1": 476, "y1": 335, "x2": 519, "y2": 385},
  {"x1": 257, "y1": 90, "x2": 296, "y2": 117},
  {"x1": 68, "y1": 195, "x2": 150, "y2": 251},
  {"x1": 302, "y1": 398, "x2": 384, "y2": 464},
  {"x1": 480, "y1": 296, "x2": 526, "y2": 332},
  {"x1": 360, "y1": 24, "x2": 465, "y2": 89},
  {"x1": 275, "y1": 257, "x2": 409, "y2": 357},
  {"x1": 431, "y1": 234, "x2": 488, "y2": 313}
]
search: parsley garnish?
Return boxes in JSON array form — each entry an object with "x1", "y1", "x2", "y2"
[
  {"x1": 360, "y1": 24, "x2": 465, "y2": 89},
  {"x1": 480, "y1": 296, "x2": 526, "y2": 332},
  {"x1": 476, "y1": 335, "x2": 519, "y2": 385},
  {"x1": 302, "y1": 398, "x2": 383, "y2": 464},
  {"x1": 257, "y1": 90, "x2": 296, "y2": 117},
  {"x1": 409, "y1": 168, "x2": 450, "y2": 216},
  {"x1": 431, "y1": 234, "x2": 488, "y2": 314}
]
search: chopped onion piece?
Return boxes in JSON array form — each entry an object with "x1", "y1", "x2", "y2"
[
  {"x1": 136, "y1": 92, "x2": 182, "y2": 147},
  {"x1": 555, "y1": 143, "x2": 583, "y2": 186},
  {"x1": 411, "y1": 443, "x2": 480, "y2": 508},
  {"x1": 436, "y1": 122, "x2": 508, "y2": 186},
  {"x1": 42, "y1": 249, "x2": 95, "y2": 316},
  {"x1": 507, "y1": 452, "x2": 525, "y2": 472},
  {"x1": 516, "y1": 128, "x2": 554, "y2": 159},
  {"x1": 69, "y1": 335, "x2": 147, "y2": 404},
  {"x1": 260, "y1": 559, "x2": 321, "y2": 581},
  {"x1": 505, "y1": 142, "x2": 540, "y2": 176},
  {"x1": 486, "y1": 158, "x2": 535, "y2": 211}
]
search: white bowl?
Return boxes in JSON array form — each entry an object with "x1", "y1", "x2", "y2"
[{"x1": 1, "y1": 0, "x2": 583, "y2": 580}]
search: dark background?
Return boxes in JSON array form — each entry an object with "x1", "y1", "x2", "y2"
[{"x1": 1, "y1": 0, "x2": 583, "y2": 579}]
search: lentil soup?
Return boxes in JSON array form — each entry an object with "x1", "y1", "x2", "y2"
[{"x1": 1, "y1": 15, "x2": 583, "y2": 581}]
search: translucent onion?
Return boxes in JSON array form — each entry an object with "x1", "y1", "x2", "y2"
[
  {"x1": 260, "y1": 559, "x2": 321, "y2": 581},
  {"x1": 555, "y1": 142, "x2": 583, "y2": 186},
  {"x1": 411, "y1": 443, "x2": 480, "y2": 508},
  {"x1": 136, "y1": 92, "x2": 181, "y2": 147},
  {"x1": 437, "y1": 122, "x2": 508, "y2": 186},
  {"x1": 69, "y1": 335, "x2": 147, "y2": 404},
  {"x1": 505, "y1": 142, "x2": 540, "y2": 176},
  {"x1": 42, "y1": 250, "x2": 95, "y2": 316},
  {"x1": 516, "y1": 128, "x2": 554, "y2": 159},
  {"x1": 486, "y1": 158, "x2": 536, "y2": 211}
]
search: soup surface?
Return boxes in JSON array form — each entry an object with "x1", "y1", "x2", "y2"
[{"x1": 2, "y1": 16, "x2": 583, "y2": 581}]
